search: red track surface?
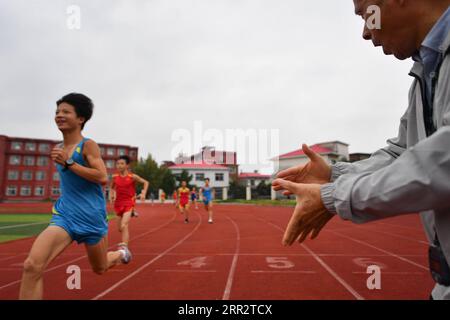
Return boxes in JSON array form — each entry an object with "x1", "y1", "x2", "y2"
[{"x1": 0, "y1": 203, "x2": 435, "y2": 300}]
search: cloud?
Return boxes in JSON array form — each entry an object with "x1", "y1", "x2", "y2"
[{"x1": 0, "y1": 0, "x2": 413, "y2": 174}]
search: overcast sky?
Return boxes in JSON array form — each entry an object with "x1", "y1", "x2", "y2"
[{"x1": 0, "y1": 0, "x2": 414, "y2": 174}]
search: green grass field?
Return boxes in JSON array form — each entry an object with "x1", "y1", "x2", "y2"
[{"x1": 0, "y1": 213, "x2": 115, "y2": 244}]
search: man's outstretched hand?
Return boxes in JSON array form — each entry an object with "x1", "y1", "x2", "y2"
[
  {"x1": 274, "y1": 144, "x2": 332, "y2": 196},
  {"x1": 272, "y1": 179, "x2": 335, "y2": 245}
]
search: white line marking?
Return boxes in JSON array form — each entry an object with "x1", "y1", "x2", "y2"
[
  {"x1": 352, "y1": 271, "x2": 424, "y2": 275},
  {"x1": 92, "y1": 211, "x2": 203, "y2": 300},
  {"x1": 330, "y1": 231, "x2": 428, "y2": 271},
  {"x1": 155, "y1": 270, "x2": 217, "y2": 273},
  {"x1": 261, "y1": 219, "x2": 365, "y2": 300},
  {"x1": 251, "y1": 270, "x2": 316, "y2": 274},
  {"x1": 0, "y1": 222, "x2": 48, "y2": 230},
  {"x1": 0, "y1": 212, "x2": 177, "y2": 292},
  {"x1": 222, "y1": 215, "x2": 240, "y2": 301},
  {"x1": 0, "y1": 253, "x2": 26, "y2": 263}
]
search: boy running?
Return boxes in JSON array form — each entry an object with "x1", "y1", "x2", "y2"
[
  {"x1": 110, "y1": 155, "x2": 149, "y2": 247},
  {"x1": 191, "y1": 187, "x2": 199, "y2": 209},
  {"x1": 200, "y1": 178, "x2": 215, "y2": 224},
  {"x1": 178, "y1": 181, "x2": 190, "y2": 223},
  {"x1": 19, "y1": 93, "x2": 131, "y2": 300}
]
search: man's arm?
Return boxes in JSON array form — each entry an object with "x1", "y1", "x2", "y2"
[
  {"x1": 133, "y1": 174, "x2": 149, "y2": 201},
  {"x1": 321, "y1": 124, "x2": 450, "y2": 224},
  {"x1": 109, "y1": 178, "x2": 116, "y2": 203},
  {"x1": 330, "y1": 108, "x2": 409, "y2": 182},
  {"x1": 51, "y1": 140, "x2": 108, "y2": 185}
]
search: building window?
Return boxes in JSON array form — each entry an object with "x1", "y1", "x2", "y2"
[
  {"x1": 9, "y1": 155, "x2": 21, "y2": 165},
  {"x1": 35, "y1": 171, "x2": 46, "y2": 181},
  {"x1": 53, "y1": 172, "x2": 60, "y2": 181},
  {"x1": 20, "y1": 186, "x2": 32, "y2": 196},
  {"x1": 118, "y1": 148, "x2": 126, "y2": 156},
  {"x1": 100, "y1": 147, "x2": 105, "y2": 156},
  {"x1": 6, "y1": 186, "x2": 17, "y2": 196},
  {"x1": 215, "y1": 173, "x2": 224, "y2": 181},
  {"x1": 51, "y1": 186, "x2": 61, "y2": 196},
  {"x1": 37, "y1": 156, "x2": 49, "y2": 166},
  {"x1": 24, "y1": 156, "x2": 35, "y2": 166},
  {"x1": 22, "y1": 171, "x2": 33, "y2": 181},
  {"x1": 7, "y1": 170, "x2": 19, "y2": 180},
  {"x1": 195, "y1": 173, "x2": 205, "y2": 181},
  {"x1": 107, "y1": 148, "x2": 115, "y2": 156},
  {"x1": 106, "y1": 160, "x2": 115, "y2": 169},
  {"x1": 11, "y1": 142, "x2": 22, "y2": 150},
  {"x1": 130, "y1": 150, "x2": 137, "y2": 158},
  {"x1": 39, "y1": 143, "x2": 50, "y2": 153},
  {"x1": 25, "y1": 142, "x2": 36, "y2": 151},
  {"x1": 34, "y1": 186, "x2": 45, "y2": 196}
]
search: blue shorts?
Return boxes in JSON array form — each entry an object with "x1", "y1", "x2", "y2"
[
  {"x1": 50, "y1": 214, "x2": 107, "y2": 246},
  {"x1": 203, "y1": 199, "x2": 211, "y2": 206}
]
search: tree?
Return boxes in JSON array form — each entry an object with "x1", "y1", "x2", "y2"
[
  {"x1": 132, "y1": 154, "x2": 176, "y2": 198},
  {"x1": 175, "y1": 170, "x2": 194, "y2": 189},
  {"x1": 255, "y1": 180, "x2": 271, "y2": 198},
  {"x1": 228, "y1": 180, "x2": 246, "y2": 199}
]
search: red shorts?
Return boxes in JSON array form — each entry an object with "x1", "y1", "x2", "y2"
[
  {"x1": 179, "y1": 200, "x2": 189, "y2": 209},
  {"x1": 114, "y1": 203, "x2": 134, "y2": 217}
]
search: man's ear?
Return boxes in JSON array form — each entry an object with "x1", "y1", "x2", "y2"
[{"x1": 78, "y1": 116, "x2": 85, "y2": 127}]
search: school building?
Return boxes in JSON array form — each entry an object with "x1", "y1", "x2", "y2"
[{"x1": 0, "y1": 134, "x2": 138, "y2": 202}]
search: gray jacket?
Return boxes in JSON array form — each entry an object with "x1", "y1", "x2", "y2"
[{"x1": 321, "y1": 31, "x2": 450, "y2": 299}]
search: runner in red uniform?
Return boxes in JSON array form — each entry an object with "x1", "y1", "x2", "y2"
[
  {"x1": 110, "y1": 155, "x2": 149, "y2": 247},
  {"x1": 177, "y1": 181, "x2": 191, "y2": 223}
]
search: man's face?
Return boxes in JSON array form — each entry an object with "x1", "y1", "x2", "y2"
[
  {"x1": 354, "y1": 0, "x2": 419, "y2": 60},
  {"x1": 182, "y1": 181, "x2": 187, "y2": 187},
  {"x1": 116, "y1": 159, "x2": 128, "y2": 172},
  {"x1": 55, "y1": 103, "x2": 84, "y2": 132}
]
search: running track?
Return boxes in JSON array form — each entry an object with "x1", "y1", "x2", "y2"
[{"x1": 0, "y1": 203, "x2": 434, "y2": 300}]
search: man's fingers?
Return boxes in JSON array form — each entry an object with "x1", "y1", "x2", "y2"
[
  {"x1": 298, "y1": 225, "x2": 314, "y2": 243},
  {"x1": 272, "y1": 179, "x2": 302, "y2": 194},
  {"x1": 282, "y1": 207, "x2": 306, "y2": 246},
  {"x1": 282, "y1": 191, "x2": 293, "y2": 196},
  {"x1": 276, "y1": 167, "x2": 300, "y2": 179},
  {"x1": 302, "y1": 144, "x2": 319, "y2": 162}
]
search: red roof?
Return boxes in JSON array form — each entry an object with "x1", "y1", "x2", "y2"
[
  {"x1": 168, "y1": 162, "x2": 229, "y2": 170},
  {"x1": 239, "y1": 173, "x2": 271, "y2": 179},
  {"x1": 277, "y1": 145, "x2": 333, "y2": 159}
]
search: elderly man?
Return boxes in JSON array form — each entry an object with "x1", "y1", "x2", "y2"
[{"x1": 273, "y1": 0, "x2": 450, "y2": 300}]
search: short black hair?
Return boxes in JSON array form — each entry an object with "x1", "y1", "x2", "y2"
[
  {"x1": 205, "y1": 178, "x2": 210, "y2": 181},
  {"x1": 118, "y1": 155, "x2": 131, "y2": 164},
  {"x1": 56, "y1": 93, "x2": 94, "y2": 130}
]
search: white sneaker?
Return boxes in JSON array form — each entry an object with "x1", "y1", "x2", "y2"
[
  {"x1": 132, "y1": 210, "x2": 139, "y2": 218},
  {"x1": 119, "y1": 245, "x2": 132, "y2": 264},
  {"x1": 208, "y1": 219, "x2": 213, "y2": 224}
]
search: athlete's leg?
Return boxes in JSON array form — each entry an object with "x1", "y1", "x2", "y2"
[
  {"x1": 119, "y1": 211, "x2": 132, "y2": 245},
  {"x1": 85, "y1": 236, "x2": 123, "y2": 275},
  {"x1": 19, "y1": 226, "x2": 73, "y2": 300}
]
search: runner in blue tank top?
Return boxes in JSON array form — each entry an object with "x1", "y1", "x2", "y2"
[
  {"x1": 20, "y1": 93, "x2": 131, "y2": 300},
  {"x1": 200, "y1": 178, "x2": 215, "y2": 224}
]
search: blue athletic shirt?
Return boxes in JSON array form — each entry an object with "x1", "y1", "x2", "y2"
[
  {"x1": 202, "y1": 187, "x2": 212, "y2": 202},
  {"x1": 52, "y1": 138, "x2": 108, "y2": 237}
]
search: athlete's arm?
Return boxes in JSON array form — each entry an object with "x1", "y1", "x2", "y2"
[
  {"x1": 71, "y1": 140, "x2": 108, "y2": 185},
  {"x1": 133, "y1": 174, "x2": 149, "y2": 201},
  {"x1": 109, "y1": 178, "x2": 116, "y2": 203}
]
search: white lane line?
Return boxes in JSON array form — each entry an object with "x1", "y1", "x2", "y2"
[
  {"x1": 345, "y1": 227, "x2": 429, "y2": 245},
  {"x1": 222, "y1": 215, "x2": 241, "y2": 301},
  {"x1": 330, "y1": 231, "x2": 428, "y2": 271},
  {"x1": 251, "y1": 271, "x2": 316, "y2": 274},
  {"x1": 92, "y1": 211, "x2": 203, "y2": 300},
  {"x1": 119, "y1": 253, "x2": 425, "y2": 257},
  {"x1": 0, "y1": 254, "x2": 26, "y2": 263},
  {"x1": 0, "y1": 211, "x2": 177, "y2": 292},
  {"x1": 373, "y1": 221, "x2": 423, "y2": 232},
  {"x1": 0, "y1": 222, "x2": 48, "y2": 230},
  {"x1": 261, "y1": 219, "x2": 365, "y2": 300},
  {"x1": 155, "y1": 270, "x2": 217, "y2": 273}
]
